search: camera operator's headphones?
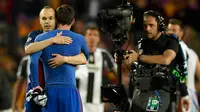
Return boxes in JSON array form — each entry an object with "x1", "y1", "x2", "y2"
[{"x1": 144, "y1": 10, "x2": 166, "y2": 32}]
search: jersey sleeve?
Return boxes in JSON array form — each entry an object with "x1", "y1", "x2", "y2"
[
  {"x1": 165, "y1": 38, "x2": 179, "y2": 54},
  {"x1": 29, "y1": 33, "x2": 46, "y2": 87},
  {"x1": 29, "y1": 51, "x2": 42, "y2": 88},
  {"x1": 34, "y1": 33, "x2": 45, "y2": 42},
  {"x1": 25, "y1": 31, "x2": 39, "y2": 47},
  {"x1": 16, "y1": 56, "x2": 29, "y2": 79}
]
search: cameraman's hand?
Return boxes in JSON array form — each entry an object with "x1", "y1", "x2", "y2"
[
  {"x1": 124, "y1": 50, "x2": 138, "y2": 63},
  {"x1": 122, "y1": 50, "x2": 138, "y2": 70}
]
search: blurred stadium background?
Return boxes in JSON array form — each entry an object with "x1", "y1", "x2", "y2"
[{"x1": 0, "y1": 0, "x2": 200, "y2": 111}]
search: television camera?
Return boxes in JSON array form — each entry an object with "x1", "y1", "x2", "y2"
[{"x1": 98, "y1": 0, "x2": 134, "y2": 111}]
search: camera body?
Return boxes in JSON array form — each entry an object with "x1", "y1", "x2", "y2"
[
  {"x1": 98, "y1": 5, "x2": 133, "y2": 35},
  {"x1": 98, "y1": 1, "x2": 134, "y2": 112},
  {"x1": 98, "y1": 0, "x2": 134, "y2": 46}
]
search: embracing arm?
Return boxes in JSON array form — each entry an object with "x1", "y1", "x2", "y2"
[
  {"x1": 25, "y1": 38, "x2": 55, "y2": 55},
  {"x1": 25, "y1": 32, "x2": 72, "y2": 55},
  {"x1": 48, "y1": 53, "x2": 87, "y2": 68},
  {"x1": 48, "y1": 35, "x2": 89, "y2": 68},
  {"x1": 63, "y1": 53, "x2": 87, "y2": 65}
]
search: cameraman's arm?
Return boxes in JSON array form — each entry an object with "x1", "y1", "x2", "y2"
[
  {"x1": 139, "y1": 49, "x2": 176, "y2": 65},
  {"x1": 139, "y1": 38, "x2": 179, "y2": 65},
  {"x1": 138, "y1": 38, "x2": 178, "y2": 65},
  {"x1": 123, "y1": 49, "x2": 176, "y2": 68}
]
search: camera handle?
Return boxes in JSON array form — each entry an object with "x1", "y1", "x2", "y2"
[{"x1": 115, "y1": 49, "x2": 125, "y2": 84}]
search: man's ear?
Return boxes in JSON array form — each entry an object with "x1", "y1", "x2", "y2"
[
  {"x1": 179, "y1": 30, "x2": 184, "y2": 40},
  {"x1": 180, "y1": 30, "x2": 184, "y2": 38},
  {"x1": 71, "y1": 19, "x2": 75, "y2": 26}
]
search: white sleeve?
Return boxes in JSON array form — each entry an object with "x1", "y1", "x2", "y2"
[{"x1": 16, "y1": 56, "x2": 30, "y2": 79}]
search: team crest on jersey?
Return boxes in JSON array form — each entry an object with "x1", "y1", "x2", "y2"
[{"x1": 26, "y1": 37, "x2": 32, "y2": 43}]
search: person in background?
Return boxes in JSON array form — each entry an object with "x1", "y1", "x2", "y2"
[
  {"x1": 167, "y1": 18, "x2": 200, "y2": 112},
  {"x1": 76, "y1": 25, "x2": 117, "y2": 112}
]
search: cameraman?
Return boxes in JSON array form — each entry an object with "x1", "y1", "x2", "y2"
[{"x1": 122, "y1": 10, "x2": 190, "y2": 112}]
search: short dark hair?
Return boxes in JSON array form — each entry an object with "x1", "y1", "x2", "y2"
[
  {"x1": 143, "y1": 10, "x2": 163, "y2": 24},
  {"x1": 84, "y1": 25, "x2": 100, "y2": 36},
  {"x1": 56, "y1": 4, "x2": 75, "y2": 25},
  {"x1": 39, "y1": 6, "x2": 56, "y2": 16},
  {"x1": 168, "y1": 18, "x2": 184, "y2": 30}
]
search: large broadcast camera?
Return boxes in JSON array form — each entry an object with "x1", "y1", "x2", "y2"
[
  {"x1": 98, "y1": 0, "x2": 134, "y2": 47},
  {"x1": 98, "y1": 0, "x2": 134, "y2": 111}
]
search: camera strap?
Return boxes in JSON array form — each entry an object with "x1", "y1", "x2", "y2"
[
  {"x1": 169, "y1": 34, "x2": 188, "y2": 83},
  {"x1": 154, "y1": 90, "x2": 162, "y2": 107}
]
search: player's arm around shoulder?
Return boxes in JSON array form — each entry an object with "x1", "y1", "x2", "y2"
[
  {"x1": 25, "y1": 31, "x2": 72, "y2": 55},
  {"x1": 62, "y1": 53, "x2": 87, "y2": 65}
]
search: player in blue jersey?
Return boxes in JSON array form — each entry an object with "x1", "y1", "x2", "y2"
[
  {"x1": 14, "y1": 6, "x2": 87, "y2": 112},
  {"x1": 30, "y1": 4, "x2": 89, "y2": 112}
]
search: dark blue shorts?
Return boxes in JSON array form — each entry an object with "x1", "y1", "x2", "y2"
[{"x1": 44, "y1": 84, "x2": 83, "y2": 112}]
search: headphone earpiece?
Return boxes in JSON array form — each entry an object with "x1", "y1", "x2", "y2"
[{"x1": 144, "y1": 10, "x2": 166, "y2": 32}]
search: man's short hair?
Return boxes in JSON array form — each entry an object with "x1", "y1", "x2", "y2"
[
  {"x1": 144, "y1": 10, "x2": 163, "y2": 24},
  {"x1": 39, "y1": 6, "x2": 56, "y2": 17},
  {"x1": 169, "y1": 18, "x2": 184, "y2": 30},
  {"x1": 56, "y1": 4, "x2": 75, "y2": 25},
  {"x1": 84, "y1": 25, "x2": 100, "y2": 36}
]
